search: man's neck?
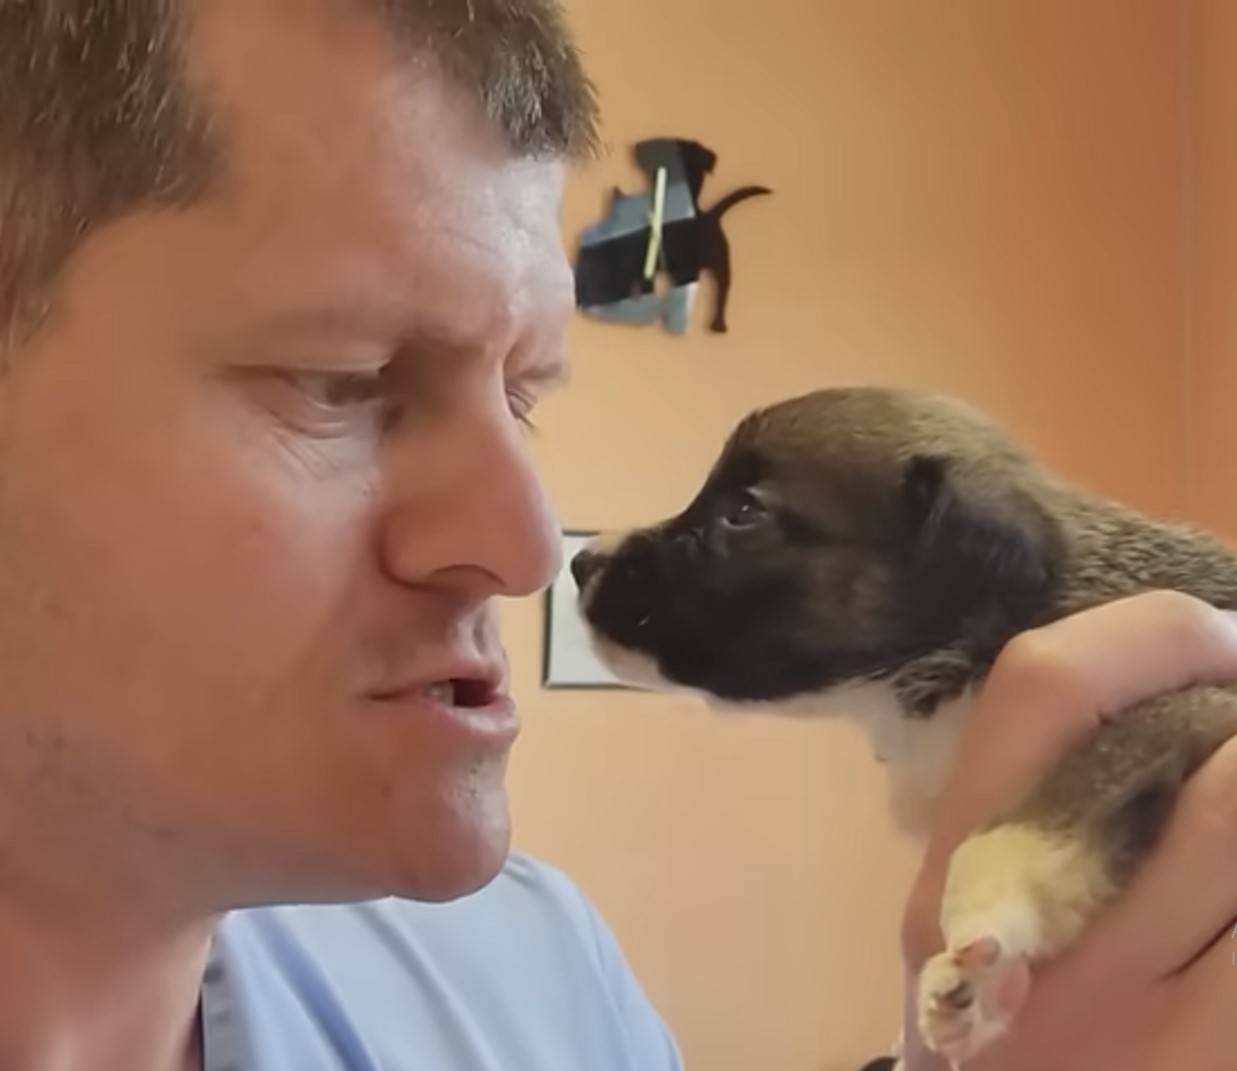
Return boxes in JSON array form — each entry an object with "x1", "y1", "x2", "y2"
[{"x1": 0, "y1": 886, "x2": 217, "y2": 1071}]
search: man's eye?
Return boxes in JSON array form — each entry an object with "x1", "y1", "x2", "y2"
[
  {"x1": 292, "y1": 370, "x2": 387, "y2": 408},
  {"x1": 256, "y1": 368, "x2": 397, "y2": 438}
]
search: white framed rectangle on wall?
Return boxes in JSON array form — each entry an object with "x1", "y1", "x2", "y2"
[{"x1": 541, "y1": 530, "x2": 633, "y2": 689}]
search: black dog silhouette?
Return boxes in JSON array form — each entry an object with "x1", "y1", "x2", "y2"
[{"x1": 573, "y1": 137, "x2": 771, "y2": 334}]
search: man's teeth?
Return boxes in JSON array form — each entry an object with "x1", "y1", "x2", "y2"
[{"x1": 419, "y1": 681, "x2": 455, "y2": 704}]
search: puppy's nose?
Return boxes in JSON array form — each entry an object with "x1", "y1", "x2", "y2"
[{"x1": 570, "y1": 549, "x2": 605, "y2": 589}]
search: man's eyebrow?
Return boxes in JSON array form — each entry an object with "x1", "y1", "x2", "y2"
[
  {"x1": 237, "y1": 304, "x2": 573, "y2": 387},
  {"x1": 238, "y1": 303, "x2": 488, "y2": 358},
  {"x1": 243, "y1": 302, "x2": 405, "y2": 338}
]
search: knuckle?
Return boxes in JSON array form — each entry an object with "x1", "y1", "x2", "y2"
[
  {"x1": 1126, "y1": 589, "x2": 1237, "y2": 678},
  {"x1": 1138, "y1": 587, "x2": 1214, "y2": 629},
  {"x1": 1152, "y1": 590, "x2": 1234, "y2": 651},
  {"x1": 988, "y1": 591, "x2": 1237, "y2": 708},
  {"x1": 987, "y1": 627, "x2": 1087, "y2": 701}
]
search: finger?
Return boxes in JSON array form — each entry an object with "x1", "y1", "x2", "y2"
[
  {"x1": 929, "y1": 591, "x2": 1237, "y2": 852},
  {"x1": 1045, "y1": 733, "x2": 1237, "y2": 986}
]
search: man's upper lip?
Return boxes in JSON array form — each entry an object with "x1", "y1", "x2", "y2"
[{"x1": 368, "y1": 658, "x2": 509, "y2": 700}]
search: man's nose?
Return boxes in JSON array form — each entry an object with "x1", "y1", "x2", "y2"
[{"x1": 379, "y1": 415, "x2": 562, "y2": 599}]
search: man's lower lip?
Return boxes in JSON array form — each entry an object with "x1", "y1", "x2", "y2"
[{"x1": 370, "y1": 692, "x2": 520, "y2": 743}]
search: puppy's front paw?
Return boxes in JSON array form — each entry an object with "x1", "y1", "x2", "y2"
[
  {"x1": 916, "y1": 936, "x2": 1029, "y2": 1066},
  {"x1": 916, "y1": 821, "x2": 1110, "y2": 1065}
]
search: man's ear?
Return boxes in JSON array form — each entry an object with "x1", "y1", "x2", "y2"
[{"x1": 900, "y1": 454, "x2": 1061, "y2": 597}]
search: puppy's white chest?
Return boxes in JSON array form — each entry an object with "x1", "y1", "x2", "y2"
[
  {"x1": 712, "y1": 680, "x2": 975, "y2": 836},
  {"x1": 783, "y1": 682, "x2": 975, "y2": 836}
]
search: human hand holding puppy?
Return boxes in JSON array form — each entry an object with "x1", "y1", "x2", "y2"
[{"x1": 898, "y1": 590, "x2": 1237, "y2": 1070}]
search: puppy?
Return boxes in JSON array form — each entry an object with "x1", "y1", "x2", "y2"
[{"x1": 569, "y1": 386, "x2": 1237, "y2": 1066}]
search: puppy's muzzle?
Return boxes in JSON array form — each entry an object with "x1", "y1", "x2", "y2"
[{"x1": 569, "y1": 548, "x2": 605, "y2": 589}]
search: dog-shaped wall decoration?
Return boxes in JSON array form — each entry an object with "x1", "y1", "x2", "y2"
[{"x1": 572, "y1": 137, "x2": 771, "y2": 335}]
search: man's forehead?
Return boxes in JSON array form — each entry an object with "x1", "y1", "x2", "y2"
[
  {"x1": 181, "y1": 0, "x2": 574, "y2": 356},
  {"x1": 187, "y1": 0, "x2": 561, "y2": 206}
]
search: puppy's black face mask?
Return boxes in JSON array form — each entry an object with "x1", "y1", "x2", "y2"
[{"x1": 575, "y1": 432, "x2": 1063, "y2": 705}]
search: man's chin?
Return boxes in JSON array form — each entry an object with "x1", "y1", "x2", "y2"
[
  {"x1": 267, "y1": 836, "x2": 512, "y2": 908},
  {"x1": 388, "y1": 829, "x2": 513, "y2": 903},
  {"x1": 231, "y1": 778, "x2": 516, "y2": 907},
  {"x1": 378, "y1": 791, "x2": 515, "y2": 903}
]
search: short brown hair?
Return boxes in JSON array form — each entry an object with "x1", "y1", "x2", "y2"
[{"x1": 0, "y1": 0, "x2": 601, "y2": 347}]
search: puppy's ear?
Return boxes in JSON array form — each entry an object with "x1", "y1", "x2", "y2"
[{"x1": 901, "y1": 454, "x2": 1059, "y2": 597}]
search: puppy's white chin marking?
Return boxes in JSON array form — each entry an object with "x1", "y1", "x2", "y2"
[{"x1": 584, "y1": 635, "x2": 677, "y2": 693}]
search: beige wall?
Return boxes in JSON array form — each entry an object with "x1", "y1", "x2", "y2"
[
  {"x1": 502, "y1": 4, "x2": 1199, "y2": 1070},
  {"x1": 1190, "y1": 0, "x2": 1237, "y2": 538}
]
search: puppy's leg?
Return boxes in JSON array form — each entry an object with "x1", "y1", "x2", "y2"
[{"x1": 916, "y1": 684, "x2": 1237, "y2": 1066}]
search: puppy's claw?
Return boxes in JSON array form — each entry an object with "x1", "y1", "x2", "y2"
[
  {"x1": 935, "y1": 977, "x2": 974, "y2": 1011},
  {"x1": 917, "y1": 937, "x2": 1030, "y2": 1065}
]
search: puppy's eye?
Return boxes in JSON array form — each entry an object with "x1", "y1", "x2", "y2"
[{"x1": 719, "y1": 491, "x2": 766, "y2": 530}]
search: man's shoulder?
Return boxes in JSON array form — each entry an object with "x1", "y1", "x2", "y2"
[{"x1": 209, "y1": 852, "x2": 682, "y2": 1070}]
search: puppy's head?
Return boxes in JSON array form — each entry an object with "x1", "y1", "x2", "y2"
[{"x1": 572, "y1": 387, "x2": 1067, "y2": 707}]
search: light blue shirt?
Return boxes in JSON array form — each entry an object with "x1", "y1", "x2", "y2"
[{"x1": 201, "y1": 851, "x2": 683, "y2": 1070}]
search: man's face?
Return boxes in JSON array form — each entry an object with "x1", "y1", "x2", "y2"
[{"x1": 0, "y1": 4, "x2": 570, "y2": 907}]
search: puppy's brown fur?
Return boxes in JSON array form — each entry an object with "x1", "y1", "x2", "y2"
[{"x1": 570, "y1": 386, "x2": 1237, "y2": 1065}]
